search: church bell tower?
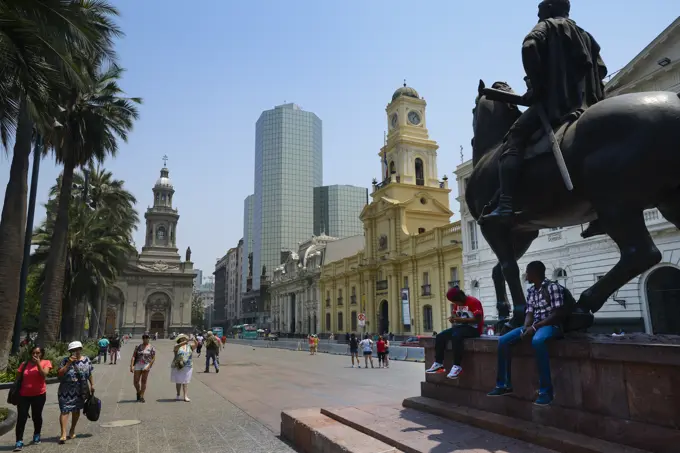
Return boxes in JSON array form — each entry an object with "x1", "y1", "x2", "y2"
[
  {"x1": 361, "y1": 83, "x2": 453, "y2": 260},
  {"x1": 139, "y1": 156, "x2": 181, "y2": 264}
]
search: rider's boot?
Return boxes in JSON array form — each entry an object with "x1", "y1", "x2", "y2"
[{"x1": 481, "y1": 151, "x2": 521, "y2": 223}]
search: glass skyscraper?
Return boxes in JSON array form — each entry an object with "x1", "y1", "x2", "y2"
[
  {"x1": 252, "y1": 103, "x2": 322, "y2": 289},
  {"x1": 241, "y1": 194, "x2": 254, "y2": 291},
  {"x1": 314, "y1": 185, "x2": 367, "y2": 238}
]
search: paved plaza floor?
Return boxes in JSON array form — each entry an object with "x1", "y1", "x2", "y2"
[
  {"x1": 196, "y1": 342, "x2": 425, "y2": 433},
  {"x1": 0, "y1": 341, "x2": 295, "y2": 453}
]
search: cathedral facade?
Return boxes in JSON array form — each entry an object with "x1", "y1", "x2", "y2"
[{"x1": 103, "y1": 163, "x2": 195, "y2": 337}]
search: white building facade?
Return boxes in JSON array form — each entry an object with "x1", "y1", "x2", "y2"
[
  {"x1": 457, "y1": 18, "x2": 680, "y2": 335},
  {"x1": 269, "y1": 235, "x2": 338, "y2": 335}
]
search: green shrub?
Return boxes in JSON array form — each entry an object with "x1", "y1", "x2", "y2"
[
  {"x1": 0, "y1": 408, "x2": 7, "y2": 422},
  {"x1": 1, "y1": 340, "x2": 100, "y2": 383}
]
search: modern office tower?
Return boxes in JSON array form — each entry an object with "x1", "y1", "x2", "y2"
[
  {"x1": 251, "y1": 103, "x2": 323, "y2": 289},
  {"x1": 313, "y1": 185, "x2": 367, "y2": 238}
]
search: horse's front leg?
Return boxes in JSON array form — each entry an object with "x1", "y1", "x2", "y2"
[{"x1": 480, "y1": 226, "x2": 537, "y2": 329}]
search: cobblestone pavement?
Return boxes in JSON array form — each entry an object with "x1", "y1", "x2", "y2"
[
  {"x1": 194, "y1": 342, "x2": 425, "y2": 434},
  {"x1": 0, "y1": 340, "x2": 295, "y2": 453}
]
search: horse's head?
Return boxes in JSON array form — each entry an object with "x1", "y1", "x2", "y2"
[{"x1": 472, "y1": 79, "x2": 521, "y2": 165}]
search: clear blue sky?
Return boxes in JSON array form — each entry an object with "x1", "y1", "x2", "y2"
[{"x1": 1, "y1": 1, "x2": 678, "y2": 274}]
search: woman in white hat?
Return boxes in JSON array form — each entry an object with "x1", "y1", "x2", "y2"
[
  {"x1": 56, "y1": 341, "x2": 94, "y2": 444},
  {"x1": 171, "y1": 334, "x2": 196, "y2": 401}
]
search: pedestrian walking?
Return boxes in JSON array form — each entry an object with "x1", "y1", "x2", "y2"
[
  {"x1": 349, "y1": 333, "x2": 360, "y2": 368},
  {"x1": 12, "y1": 346, "x2": 51, "y2": 451},
  {"x1": 203, "y1": 331, "x2": 220, "y2": 373},
  {"x1": 56, "y1": 341, "x2": 94, "y2": 444},
  {"x1": 359, "y1": 335, "x2": 374, "y2": 369},
  {"x1": 130, "y1": 333, "x2": 156, "y2": 403},
  {"x1": 96, "y1": 335, "x2": 109, "y2": 364},
  {"x1": 109, "y1": 333, "x2": 121, "y2": 365},
  {"x1": 376, "y1": 336, "x2": 387, "y2": 368},
  {"x1": 171, "y1": 334, "x2": 196, "y2": 401},
  {"x1": 195, "y1": 332, "x2": 204, "y2": 357}
]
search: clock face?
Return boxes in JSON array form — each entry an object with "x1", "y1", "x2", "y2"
[
  {"x1": 390, "y1": 113, "x2": 398, "y2": 128},
  {"x1": 408, "y1": 111, "x2": 421, "y2": 125}
]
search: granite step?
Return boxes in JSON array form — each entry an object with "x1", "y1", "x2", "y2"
[
  {"x1": 403, "y1": 396, "x2": 651, "y2": 453},
  {"x1": 321, "y1": 403, "x2": 557, "y2": 453},
  {"x1": 280, "y1": 408, "x2": 403, "y2": 453}
]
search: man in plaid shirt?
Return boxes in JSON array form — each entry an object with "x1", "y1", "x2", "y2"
[{"x1": 487, "y1": 261, "x2": 566, "y2": 405}]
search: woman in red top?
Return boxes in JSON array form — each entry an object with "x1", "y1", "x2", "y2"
[
  {"x1": 14, "y1": 346, "x2": 52, "y2": 451},
  {"x1": 376, "y1": 336, "x2": 387, "y2": 368}
]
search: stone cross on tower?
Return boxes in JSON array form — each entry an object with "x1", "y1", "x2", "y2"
[{"x1": 162, "y1": 154, "x2": 168, "y2": 167}]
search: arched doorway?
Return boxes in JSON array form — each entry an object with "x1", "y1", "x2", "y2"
[
  {"x1": 150, "y1": 312, "x2": 165, "y2": 337},
  {"x1": 379, "y1": 300, "x2": 389, "y2": 334},
  {"x1": 146, "y1": 292, "x2": 170, "y2": 338},
  {"x1": 646, "y1": 266, "x2": 680, "y2": 335}
]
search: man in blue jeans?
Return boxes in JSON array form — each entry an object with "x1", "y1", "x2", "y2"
[{"x1": 487, "y1": 261, "x2": 565, "y2": 406}]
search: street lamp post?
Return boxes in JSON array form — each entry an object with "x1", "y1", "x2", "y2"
[{"x1": 12, "y1": 135, "x2": 43, "y2": 353}]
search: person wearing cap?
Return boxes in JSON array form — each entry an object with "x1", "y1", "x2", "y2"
[
  {"x1": 203, "y1": 331, "x2": 220, "y2": 373},
  {"x1": 425, "y1": 287, "x2": 484, "y2": 379},
  {"x1": 130, "y1": 333, "x2": 156, "y2": 403},
  {"x1": 171, "y1": 334, "x2": 196, "y2": 401},
  {"x1": 56, "y1": 341, "x2": 94, "y2": 444}
]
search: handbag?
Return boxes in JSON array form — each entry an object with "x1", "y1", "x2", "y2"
[
  {"x1": 6, "y1": 362, "x2": 27, "y2": 406},
  {"x1": 84, "y1": 394, "x2": 101, "y2": 421},
  {"x1": 172, "y1": 346, "x2": 187, "y2": 370}
]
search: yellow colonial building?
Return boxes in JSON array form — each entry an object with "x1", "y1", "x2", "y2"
[{"x1": 320, "y1": 84, "x2": 463, "y2": 336}]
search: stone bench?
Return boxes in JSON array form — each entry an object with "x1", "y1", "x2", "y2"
[{"x1": 419, "y1": 335, "x2": 680, "y2": 453}]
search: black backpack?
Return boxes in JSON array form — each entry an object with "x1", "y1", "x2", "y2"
[{"x1": 541, "y1": 280, "x2": 576, "y2": 323}]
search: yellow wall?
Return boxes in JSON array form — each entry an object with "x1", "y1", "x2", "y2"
[{"x1": 320, "y1": 221, "x2": 462, "y2": 335}]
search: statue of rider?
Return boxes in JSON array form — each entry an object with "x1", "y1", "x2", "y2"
[{"x1": 482, "y1": 0, "x2": 608, "y2": 223}]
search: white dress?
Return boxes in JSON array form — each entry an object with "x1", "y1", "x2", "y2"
[{"x1": 170, "y1": 345, "x2": 193, "y2": 384}]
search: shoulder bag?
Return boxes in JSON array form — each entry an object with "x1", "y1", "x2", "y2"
[{"x1": 6, "y1": 362, "x2": 27, "y2": 406}]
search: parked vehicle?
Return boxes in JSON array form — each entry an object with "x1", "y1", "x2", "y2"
[{"x1": 400, "y1": 336, "x2": 425, "y2": 347}]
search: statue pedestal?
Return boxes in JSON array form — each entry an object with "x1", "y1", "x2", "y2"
[{"x1": 418, "y1": 335, "x2": 680, "y2": 453}]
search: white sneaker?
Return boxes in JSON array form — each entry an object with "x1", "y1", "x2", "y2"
[
  {"x1": 447, "y1": 365, "x2": 463, "y2": 379},
  {"x1": 176, "y1": 395, "x2": 181, "y2": 401},
  {"x1": 425, "y1": 362, "x2": 445, "y2": 374}
]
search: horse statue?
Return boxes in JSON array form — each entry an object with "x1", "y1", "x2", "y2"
[{"x1": 467, "y1": 80, "x2": 680, "y2": 331}]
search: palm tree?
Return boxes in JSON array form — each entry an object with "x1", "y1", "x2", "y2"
[
  {"x1": 0, "y1": 0, "x2": 121, "y2": 366},
  {"x1": 38, "y1": 64, "x2": 140, "y2": 344},
  {"x1": 32, "y1": 166, "x2": 137, "y2": 340}
]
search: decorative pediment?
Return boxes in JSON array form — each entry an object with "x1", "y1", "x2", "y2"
[
  {"x1": 606, "y1": 18, "x2": 680, "y2": 94},
  {"x1": 401, "y1": 192, "x2": 453, "y2": 216},
  {"x1": 136, "y1": 260, "x2": 180, "y2": 273}
]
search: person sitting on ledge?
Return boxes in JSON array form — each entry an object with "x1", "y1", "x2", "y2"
[
  {"x1": 488, "y1": 260, "x2": 565, "y2": 406},
  {"x1": 425, "y1": 287, "x2": 484, "y2": 379}
]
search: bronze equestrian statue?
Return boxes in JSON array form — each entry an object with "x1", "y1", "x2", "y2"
[{"x1": 467, "y1": 0, "x2": 680, "y2": 330}]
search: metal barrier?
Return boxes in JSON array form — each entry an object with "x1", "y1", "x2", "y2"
[
  {"x1": 225, "y1": 338, "x2": 425, "y2": 362},
  {"x1": 405, "y1": 347, "x2": 425, "y2": 362},
  {"x1": 388, "y1": 347, "x2": 408, "y2": 361}
]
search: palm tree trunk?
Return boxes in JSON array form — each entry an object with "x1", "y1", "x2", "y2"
[
  {"x1": 38, "y1": 157, "x2": 76, "y2": 346},
  {"x1": 98, "y1": 287, "x2": 107, "y2": 335},
  {"x1": 74, "y1": 297, "x2": 87, "y2": 340},
  {"x1": 0, "y1": 100, "x2": 33, "y2": 368}
]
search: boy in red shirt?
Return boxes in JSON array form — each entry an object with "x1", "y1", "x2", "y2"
[{"x1": 426, "y1": 287, "x2": 484, "y2": 379}]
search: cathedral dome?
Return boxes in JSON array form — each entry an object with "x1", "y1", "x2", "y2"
[
  {"x1": 392, "y1": 83, "x2": 420, "y2": 102},
  {"x1": 155, "y1": 167, "x2": 173, "y2": 189}
]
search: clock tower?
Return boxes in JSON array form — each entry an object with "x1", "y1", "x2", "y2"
[
  {"x1": 361, "y1": 83, "x2": 453, "y2": 260},
  {"x1": 139, "y1": 159, "x2": 181, "y2": 264}
]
